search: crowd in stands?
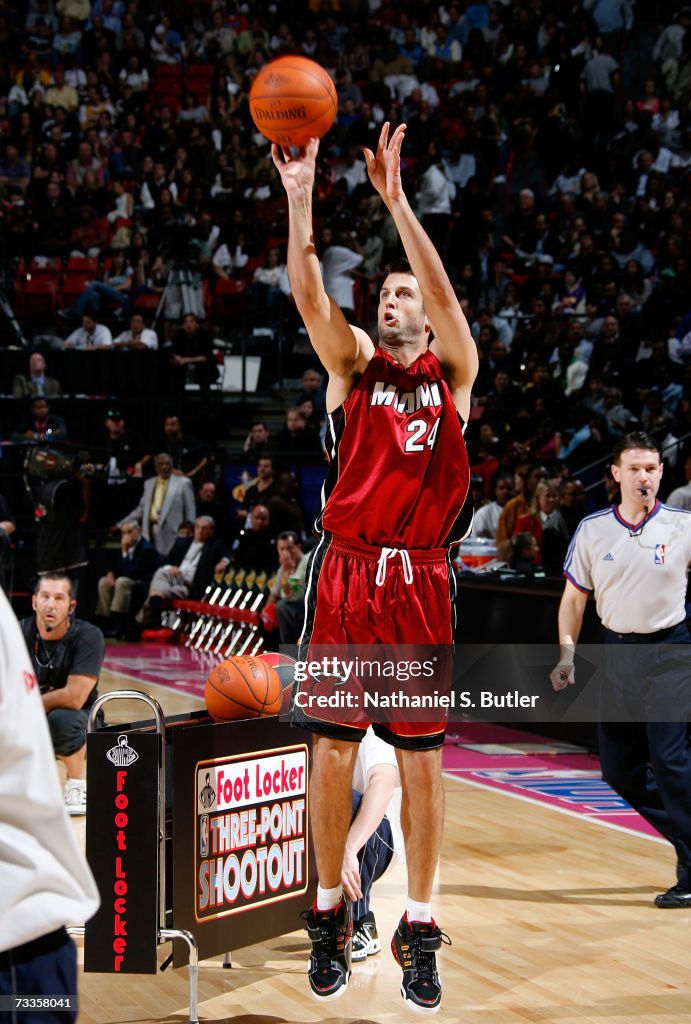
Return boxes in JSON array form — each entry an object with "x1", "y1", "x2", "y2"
[{"x1": 1, "y1": 0, "x2": 691, "y2": 631}]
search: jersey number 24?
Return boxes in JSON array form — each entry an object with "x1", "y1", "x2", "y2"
[{"x1": 404, "y1": 417, "x2": 440, "y2": 453}]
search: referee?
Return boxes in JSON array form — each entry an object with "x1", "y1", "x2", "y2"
[{"x1": 551, "y1": 432, "x2": 691, "y2": 908}]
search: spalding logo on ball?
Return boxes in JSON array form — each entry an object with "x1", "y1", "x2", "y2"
[{"x1": 249, "y1": 55, "x2": 337, "y2": 147}]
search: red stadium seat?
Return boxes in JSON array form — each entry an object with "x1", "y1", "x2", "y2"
[
  {"x1": 210, "y1": 277, "x2": 248, "y2": 320},
  {"x1": 132, "y1": 292, "x2": 161, "y2": 313},
  {"x1": 16, "y1": 276, "x2": 59, "y2": 320},
  {"x1": 66, "y1": 256, "x2": 100, "y2": 273}
]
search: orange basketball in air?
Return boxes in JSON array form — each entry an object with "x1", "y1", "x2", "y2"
[
  {"x1": 249, "y1": 56, "x2": 337, "y2": 147},
  {"x1": 205, "y1": 655, "x2": 283, "y2": 721}
]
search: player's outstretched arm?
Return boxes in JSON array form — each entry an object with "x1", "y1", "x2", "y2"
[
  {"x1": 272, "y1": 140, "x2": 373, "y2": 381},
  {"x1": 363, "y1": 123, "x2": 478, "y2": 413}
]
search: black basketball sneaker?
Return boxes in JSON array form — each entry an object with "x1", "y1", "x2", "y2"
[
  {"x1": 301, "y1": 897, "x2": 352, "y2": 1000},
  {"x1": 391, "y1": 914, "x2": 450, "y2": 1013},
  {"x1": 352, "y1": 910, "x2": 381, "y2": 961}
]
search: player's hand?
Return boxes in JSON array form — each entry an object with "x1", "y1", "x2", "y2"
[
  {"x1": 363, "y1": 121, "x2": 406, "y2": 205},
  {"x1": 341, "y1": 845, "x2": 363, "y2": 901},
  {"x1": 550, "y1": 663, "x2": 575, "y2": 691},
  {"x1": 271, "y1": 137, "x2": 320, "y2": 194}
]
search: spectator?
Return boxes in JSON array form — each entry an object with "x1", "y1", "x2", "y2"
[
  {"x1": 12, "y1": 352, "x2": 63, "y2": 399},
  {"x1": 496, "y1": 531, "x2": 541, "y2": 572},
  {"x1": 541, "y1": 478, "x2": 587, "y2": 575},
  {"x1": 275, "y1": 407, "x2": 323, "y2": 458},
  {"x1": 0, "y1": 143, "x2": 31, "y2": 192},
  {"x1": 117, "y1": 452, "x2": 196, "y2": 557},
  {"x1": 470, "y1": 472, "x2": 514, "y2": 539},
  {"x1": 96, "y1": 520, "x2": 158, "y2": 637},
  {"x1": 65, "y1": 141, "x2": 105, "y2": 194},
  {"x1": 266, "y1": 470, "x2": 307, "y2": 537},
  {"x1": 414, "y1": 145, "x2": 456, "y2": 257},
  {"x1": 61, "y1": 250, "x2": 133, "y2": 320},
  {"x1": 261, "y1": 530, "x2": 308, "y2": 644},
  {"x1": 64, "y1": 314, "x2": 113, "y2": 350},
  {"x1": 496, "y1": 464, "x2": 550, "y2": 544},
  {"x1": 297, "y1": 369, "x2": 327, "y2": 428},
  {"x1": 106, "y1": 177, "x2": 134, "y2": 225},
  {"x1": 195, "y1": 480, "x2": 231, "y2": 540},
  {"x1": 513, "y1": 480, "x2": 562, "y2": 564},
  {"x1": 11, "y1": 397, "x2": 68, "y2": 443},
  {"x1": 113, "y1": 312, "x2": 158, "y2": 350},
  {"x1": 149, "y1": 413, "x2": 208, "y2": 480},
  {"x1": 167, "y1": 313, "x2": 218, "y2": 394},
  {"x1": 249, "y1": 246, "x2": 288, "y2": 324},
  {"x1": 138, "y1": 515, "x2": 228, "y2": 627},
  {"x1": 243, "y1": 422, "x2": 272, "y2": 456},
  {"x1": 19, "y1": 573, "x2": 105, "y2": 816},
  {"x1": 666, "y1": 456, "x2": 691, "y2": 510},
  {"x1": 320, "y1": 225, "x2": 364, "y2": 322},
  {"x1": 230, "y1": 504, "x2": 278, "y2": 575},
  {"x1": 237, "y1": 456, "x2": 278, "y2": 525}
]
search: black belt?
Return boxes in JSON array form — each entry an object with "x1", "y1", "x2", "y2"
[
  {"x1": 0, "y1": 927, "x2": 69, "y2": 969},
  {"x1": 604, "y1": 621, "x2": 687, "y2": 642}
]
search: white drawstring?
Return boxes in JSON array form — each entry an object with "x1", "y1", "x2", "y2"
[{"x1": 375, "y1": 546, "x2": 414, "y2": 587}]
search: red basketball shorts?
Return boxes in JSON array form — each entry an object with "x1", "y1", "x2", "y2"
[{"x1": 293, "y1": 533, "x2": 455, "y2": 750}]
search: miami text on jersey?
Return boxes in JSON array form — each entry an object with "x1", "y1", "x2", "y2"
[{"x1": 370, "y1": 380, "x2": 443, "y2": 413}]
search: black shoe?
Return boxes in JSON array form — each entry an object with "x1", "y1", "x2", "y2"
[
  {"x1": 352, "y1": 910, "x2": 381, "y2": 962},
  {"x1": 301, "y1": 898, "x2": 352, "y2": 1000},
  {"x1": 391, "y1": 914, "x2": 450, "y2": 1013},
  {"x1": 654, "y1": 884, "x2": 691, "y2": 908}
]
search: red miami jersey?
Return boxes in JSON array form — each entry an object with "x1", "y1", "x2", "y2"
[{"x1": 318, "y1": 347, "x2": 471, "y2": 549}]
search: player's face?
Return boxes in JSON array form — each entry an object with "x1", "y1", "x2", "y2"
[
  {"x1": 378, "y1": 274, "x2": 428, "y2": 347},
  {"x1": 611, "y1": 448, "x2": 663, "y2": 505}
]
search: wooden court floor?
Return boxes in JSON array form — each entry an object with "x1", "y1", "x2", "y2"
[{"x1": 71, "y1": 667, "x2": 691, "y2": 1024}]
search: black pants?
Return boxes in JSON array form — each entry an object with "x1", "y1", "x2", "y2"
[
  {"x1": 351, "y1": 791, "x2": 395, "y2": 923},
  {"x1": 600, "y1": 622, "x2": 691, "y2": 887},
  {"x1": 0, "y1": 928, "x2": 77, "y2": 1024}
]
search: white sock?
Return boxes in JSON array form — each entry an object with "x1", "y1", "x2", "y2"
[
  {"x1": 316, "y1": 884, "x2": 342, "y2": 912},
  {"x1": 406, "y1": 899, "x2": 432, "y2": 923}
]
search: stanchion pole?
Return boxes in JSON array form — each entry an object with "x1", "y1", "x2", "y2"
[{"x1": 160, "y1": 928, "x2": 199, "y2": 1024}]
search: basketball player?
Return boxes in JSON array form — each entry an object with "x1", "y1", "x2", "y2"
[
  {"x1": 551, "y1": 432, "x2": 691, "y2": 907},
  {"x1": 273, "y1": 123, "x2": 478, "y2": 1011}
]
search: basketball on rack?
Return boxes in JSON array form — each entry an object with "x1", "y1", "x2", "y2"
[
  {"x1": 249, "y1": 56, "x2": 337, "y2": 147},
  {"x1": 205, "y1": 655, "x2": 282, "y2": 721}
]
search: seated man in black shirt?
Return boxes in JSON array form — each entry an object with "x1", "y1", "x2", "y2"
[
  {"x1": 167, "y1": 313, "x2": 218, "y2": 394},
  {"x1": 20, "y1": 573, "x2": 105, "y2": 817},
  {"x1": 231, "y1": 504, "x2": 278, "y2": 575}
]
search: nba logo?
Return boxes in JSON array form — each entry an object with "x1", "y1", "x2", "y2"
[
  {"x1": 200, "y1": 814, "x2": 209, "y2": 857},
  {"x1": 655, "y1": 544, "x2": 666, "y2": 564}
]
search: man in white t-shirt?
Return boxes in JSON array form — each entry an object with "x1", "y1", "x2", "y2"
[
  {"x1": 551, "y1": 432, "x2": 691, "y2": 908},
  {"x1": 0, "y1": 587, "x2": 99, "y2": 1018},
  {"x1": 342, "y1": 727, "x2": 404, "y2": 961},
  {"x1": 113, "y1": 313, "x2": 159, "y2": 350},
  {"x1": 64, "y1": 314, "x2": 113, "y2": 350},
  {"x1": 320, "y1": 226, "x2": 364, "y2": 321}
]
